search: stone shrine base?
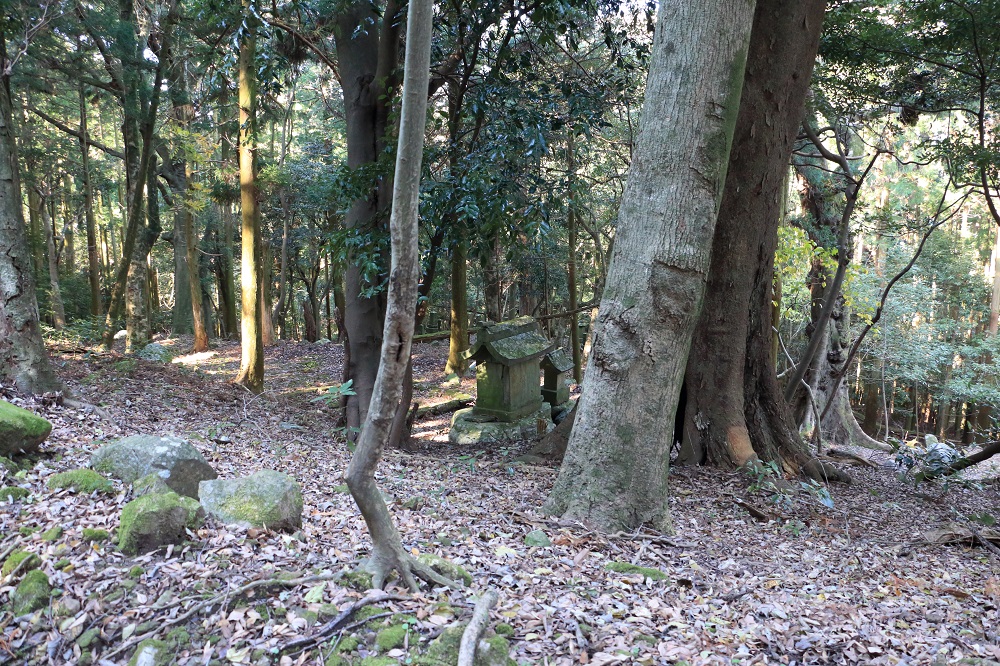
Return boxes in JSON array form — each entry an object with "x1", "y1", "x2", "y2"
[{"x1": 449, "y1": 404, "x2": 554, "y2": 445}]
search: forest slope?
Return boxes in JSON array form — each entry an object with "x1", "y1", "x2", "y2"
[{"x1": 1, "y1": 338, "x2": 999, "y2": 665}]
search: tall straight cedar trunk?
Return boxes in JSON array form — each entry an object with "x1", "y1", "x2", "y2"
[
  {"x1": 235, "y1": 7, "x2": 264, "y2": 392},
  {"x1": 333, "y1": 0, "x2": 401, "y2": 431},
  {"x1": 345, "y1": 0, "x2": 447, "y2": 590},
  {"x1": 679, "y1": 0, "x2": 833, "y2": 474},
  {"x1": 79, "y1": 84, "x2": 102, "y2": 318},
  {"x1": 0, "y1": 32, "x2": 60, "y2": 393},
  {"x1": 544, "y1": 0, "x2": 757, "y2": 533},
  {"x1": 43, "y1": 193, "x2": 66, "y2": 329}
]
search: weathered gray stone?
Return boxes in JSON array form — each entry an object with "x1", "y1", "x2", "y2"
[
  {"x1": 136, "y1": 343, "x2": 173, "y2": 362},
  {"x1": 117, "y1": 491, "x2": 204, "y2": 555},
  {"x1": 91, "y1": 435, "x2": 216, "y2": 499},
  {"x1": 0, "y1": 400, "x2": 51, "y2": 456},
  {"x1": 199, "y1": 470, "x2": 302, "y2": 532},
  {"x1": 449, "y1": 404, "x2": 553, "y2": 445},
  {"x1": 132, "y1": 473, "x2": 172, "y2": 498}
]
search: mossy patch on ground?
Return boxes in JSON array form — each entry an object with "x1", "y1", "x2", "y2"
[
  {"x1": 40, "y1": 526, "x2": 63, "y2": 541},
  {"x1": 375, "y1": 624, "x2": 408, "y2": 651},
  {"x1": 2, "y1": 550, "x2": 40, "y2": 576},
  {"x1": 0, "y1": 486, "x2": 29, "y2": 501},
  {"x1": 82, "y1": 528, "x2": 110, "y2": 543},
  {"x1": 603, "y1": 561, "x2": 668, "y2": 581},
  {"x1": 417, "y1": 553, "x2": 472, "y2": 587},
  {"x1": 339, "y1": 570, "x2": 373, "y2": 591},
  {"x1": 47, "y1": 469, "x2": 114, "y2": 494},
  {"x1": 127, "y1": 639, "x2": 171, "y2": 666}
]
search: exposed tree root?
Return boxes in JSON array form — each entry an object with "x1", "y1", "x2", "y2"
[
  {"x1": 362, "y1": 547, "x2": 459, "y2": 591},
  {"x1": 801, "y1": 457, "x2": 852, "y2": 484},
  {"x1": 279, "y1": 591, "x2": 408, "y2": 657},
  {"x1": 458, "y1": 590, "x2": 499, "y2": 666}
]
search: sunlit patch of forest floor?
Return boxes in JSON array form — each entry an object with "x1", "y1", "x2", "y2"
[{"x1": 3, "y1": 336, "x2": 1000, "y2": 665}]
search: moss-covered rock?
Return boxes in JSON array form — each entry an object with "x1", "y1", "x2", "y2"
[
  {"x1": 40, "y1": 526, "x2": 63, "y2": 541},
  {"x1": 47, "y1": 469, "x2": 114, "y2": 494},
  {"x1": 82, "y1": 528, "x2": 110, "y2": 543},
  {"x1": 117, "y1": 490, "x2": 205, "y2": 555},
  {"x1": 133, "y1": 472, "x2": 172, "y2": 498},
  {"x1": 2, "y1": 550, "x2": 40, "y2": 576},
  {"x1": 0, "y1": 486, "x2": 29, "y2": 501},
  {"x1": 11, "y1": 569, "x2": 50, "y2": 615},
  {"x1": 417, "y1": 553, "x2": 472, "y2": 587},
  {"x1": 603, "y1": 561, "x2": 668, "y2": 581},
  {"x1": 0, "y1": 400, "x2": 51, "y2": 456},
  {"x1": 0, "y1": 456, "x2": 18, "y2": 472},
  {"x1": 127, "y1": 639, "x2": 171, "y2": 666},
  {"x1": 129, "y1": 565, "x2": 145, "y2": 578},
  {"x1": 375, "y1": 624, "x2": 408, "y2": 651},
  {"x1": 198, "y1": 470, "x2": 302, "y2": 532}
]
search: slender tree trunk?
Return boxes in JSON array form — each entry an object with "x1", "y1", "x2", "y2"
[
  {"x1": 185, "y1": 193, "x2": 208, "y2": 351},
  {"x1": 0, "y1": 33, "x2": 60, "y2": 393},
  {"x1": 976, "y1": 225, "x2": 1000, "y2": 439},
  {"x1": 345, "y1": 0, "x2": 441, "y2": 589},
  {"x1": 62, "y1": 174, "x2": 75, "y2": 275},
  {"x1": 126, "y1": 154, "x2": 162, "y2": 350},
  {"x1": 261, "y1": 240, "x2": 275, "y2": 346},
  {"x1": 566, "y1": 133, "x2": 582, "y2": 383},
  {"x1": 235, "y1": 5, "x2": 264, "y2": 392},
  {"x1": 43, "y1": 193, "x2": 66, "y2": 329},
  {"x1": 445, "y1": 233, "x2": 468, "y2": 375},
  {"x1": 272, "y1": 201, "x2": 290, "y2": 334},
  {"x1": 79, "y1": 84, "x2": 102, "y2": 318},
  {"x1": 545, "y1": 0, "x2": 758, "y2": 533}
]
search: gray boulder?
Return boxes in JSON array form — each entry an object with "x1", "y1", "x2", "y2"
[
  {"x1": 91, "y1": 435, "x2": 216, "y2": 499},
  {"x1": 199, "y1": 470, "x2": 302, "y2": 532},
  {"x1": 117, "y1": 490, "x2": 205, "y2": 555},
  {"x1": 136, "y1": 343, "x2": 173, "y2": 362},
  {"x1": 0, "y1": 400, "x2": 52, "y2": 456}
]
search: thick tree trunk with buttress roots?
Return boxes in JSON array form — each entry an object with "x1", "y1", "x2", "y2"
[
  {"x1": 345, "y1": 0, "x2": 449, "y2": 590},
  {"x1": 544, "y1": 0, "x2": 757, "y2": 534},
  {"x1": 678, "y1": 0, "x2": 844, "y2": 483},
  {"x1": 0, "y1": 34, "x2": 61, "y2": 394}
]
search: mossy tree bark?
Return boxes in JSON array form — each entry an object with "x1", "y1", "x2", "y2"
[
  {"x1": 0, "y1": 30, "x2": 61, "y2": 394},
  {"x1": 235, "y1": 2, "x2": 264, "y2": 393},
  {"x1": 544, "y1": 0, "x2": 758, "y2": 533},
  {"x1": 346, "y1": 0, "x2": 447, "y2": 589},
  {"x1": 677, "y1": 0, "x2": 847, "y2": 482},
  {"x1": 78, "y1": 81, "x2": 102, "y2": 319}
]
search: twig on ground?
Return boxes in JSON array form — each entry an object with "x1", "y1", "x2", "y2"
[
  {"x1": 458, "y1": 590, "x2": 499, "y2": 666},
  {"x1": 104, "y1": 572, "x2": 344, "y2": 659},
  {"x1": 720, "y1": 588, "x2": 750, "y2": 602},
  {"x1": 729, "y1": 495, "x2": 773, "y2": 522},
  {"x1": 279, "y1": 591, "x2": 408, "y2": 656}
]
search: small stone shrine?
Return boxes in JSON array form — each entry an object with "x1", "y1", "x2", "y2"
[
  {"x1": 449, "y1": 317, "x2": 558, "y2": 445},
  {"x1": 541, "y1": 349, "x2": 574, "y2": 408}
]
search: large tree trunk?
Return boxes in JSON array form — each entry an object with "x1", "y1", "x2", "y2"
[
  {"x1": 333, "y1": 0, "x2": 401, "y2": 432},
  {"x1": 126, "y1": 154, "x2": 162, "y2": 351},
  {"x1": 544, "y1": 0, "x2": 757, "y2": 534},
  {"x1": 345, "y1": 0, "x2": 445, "y2": 590},
  {"x1": 0, "y1": 32, "x2": 60, "y2": 394},
  {"x1": 678, "y1": 0, "x2": 832, "y2": 476},
  {"x1": 235, "y1": 5, "x2": 264, "y2": 393}
]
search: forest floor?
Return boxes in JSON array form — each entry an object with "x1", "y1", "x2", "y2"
[{"x1": 3, "y1": 336, "x2": 1000, "y2": 666}]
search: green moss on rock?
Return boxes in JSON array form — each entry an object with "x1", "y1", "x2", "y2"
[
  {"x1": 2, "y1": 550, "x2": 40, "y2": 576},
  {"x1": 127, "y1": 639, "x2": 171, "y2": 666},
  {"x1": 339, "y1": 570, "x2": 373, "y2": 591},
  {"x1": 40, "y1": 526, "x2": 63, "y2": 541},
  {"x1": 0, "y1": 400, "x2": 51, "y2": 457},
  {"x1": 494, "y1": 623, "x2": 514, "y2": 637},
  {"x1": 129, "y1": 565, "x2": 145, "y2": 578},
  {"x1": 82, "y1": 528, "x2": 110, "y2": 543},
  {"x1": 11, "y1": 569, "x2": 50, "y2": 615},
  {"x1": 603, "y1": 561, "x2": 668, "y2": 581},
  {"x1": 198, "y1": 470, "x2": 302, "y2": 532},
  {"x1": 0, "y1": 486, "x2": 29, "y2": 501},
  {"x1": 0, "y1": 456, "x2": 18, "y2": 472},
  {"x1": 423, "y1": 625, "x2": 514, "y2": 666},
  {"x1": 118, "y1": 490, "x2": 205, "y2": 555},
  {"x1": 375, "y1": 624, "x2": 408, "y2": 651},
  {"x1": 47, "y1": 469, "x2": 114, "y2": 494},
  {"x1": 417, "y1": 553, "x2": 472, "y2": 587},
  {"x1": 133, "y1": 473, "x2": 172, "y2": 497},
  {"x1": 77, "y1": 627, "x2": 101, "y2": 649}
]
